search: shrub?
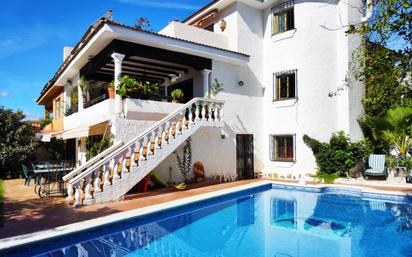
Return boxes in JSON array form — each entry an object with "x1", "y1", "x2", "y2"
[
  {"x1": 314, "y1": 172, "x2": 340, "y2": 184},
  {"x1": 303, "y1": 131, "x2": 371, "y2": 175},
  {"x1": 86, "y1": 138, "x2": 112, "y2": 160}
]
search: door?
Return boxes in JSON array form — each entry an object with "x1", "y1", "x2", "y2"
[{"x1": 236, "y1": 134, "x2": 254, "y2": 180}]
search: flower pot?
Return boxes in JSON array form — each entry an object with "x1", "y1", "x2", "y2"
[{"x1": 108, "y1": 87, "x2": 115, "y2": 99}]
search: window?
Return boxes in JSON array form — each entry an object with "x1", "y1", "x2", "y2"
[
  {"x1": 269, "y1": 134, "x2": 295, "y2": 162},
  {"x1": 274, "y1": 70, "x2": 297, "y2": 101},
  {"x1": 271, "y1": 198, "x2": 297, "y2": 229},
  {"x1": 362, "y1": 0, "x2": 372, "y2": 20},
  {"x1": 272, "y1": 0, "x2": 295, "y2": 35}
]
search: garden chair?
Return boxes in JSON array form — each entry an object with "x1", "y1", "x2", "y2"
[
  {"x1": 31, "y1": 163, "x2": 41, "y2": 185},
  {"x1": 364, "y1": 154, "x2": 387, "y2": 178},
  {"x1": 21, "y1": 164, "x2": 34, "y2": 186}
]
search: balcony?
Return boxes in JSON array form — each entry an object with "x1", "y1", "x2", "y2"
[
  {"x1": 123, "y1": 98, "x2": 184, "y2": 120},
  {"x1": 64, "y1": 99, "x2": 115, "y2": 131},
  {"x1": 159, "y1": 21, "x2": 230, "y2": 51}
]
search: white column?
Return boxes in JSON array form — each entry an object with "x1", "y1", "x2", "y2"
[
  {"x1": 111, "y1": 53, "x2": 125, "y2": 114},
  {"x1": 200, "y1": 69, "x2": 211, "y2": 98}
]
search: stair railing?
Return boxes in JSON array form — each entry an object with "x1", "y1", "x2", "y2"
[{"x1": 65, "y1": 97, "x2": 224, "y2": 206}]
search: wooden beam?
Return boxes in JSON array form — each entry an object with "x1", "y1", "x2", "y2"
[
  {"x1": 100, "y1": 67, "x2": 172, "y2": 80},
  {"x1": 124, "y1": 59, "x2": 189, "y2": 74},
  {"x1": 106, "y1": 63, "x2": 180, "y2": 76}
]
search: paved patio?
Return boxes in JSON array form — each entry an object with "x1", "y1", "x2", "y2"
[
  {"x1": 1, "y1": 178, "x2": 411, "y2": 240},
  {"x1": 0, "y1": 179, "x2": 254, "y2": 239}
]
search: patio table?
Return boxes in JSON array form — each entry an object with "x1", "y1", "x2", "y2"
[{"x1": 33, "y1": 161, "x2": 75, "y2": 198}]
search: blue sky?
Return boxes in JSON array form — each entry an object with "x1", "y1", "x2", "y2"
[{"x1": 0, "y1": 0, "x2": 209, "y2": 120}]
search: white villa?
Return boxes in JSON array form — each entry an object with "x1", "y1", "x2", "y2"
[{"x1": 37, "y1": 0, "x2": 369, "y2": 205}]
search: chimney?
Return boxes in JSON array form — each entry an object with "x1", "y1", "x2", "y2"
[{"x1": 63, "y1": 46, "x2": 73, "y2": 61}]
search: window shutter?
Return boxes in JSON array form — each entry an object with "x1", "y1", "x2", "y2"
[{"x1": 273, "y1": 15, "x2": 279, "y2": 34}]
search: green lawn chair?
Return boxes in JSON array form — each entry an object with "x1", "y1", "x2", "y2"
[
  {"x1": 22, "y1": 164, "x2": 34, "y2": 186},
  {"x1": 31, "y1": 163, "x2": 41, "y2": 185},
  {"x1": 364, "y1": 154, "x2": 387, "y2": 178}
]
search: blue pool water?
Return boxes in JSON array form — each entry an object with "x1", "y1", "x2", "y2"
[{"x1": 3, "y1": 184, "x2": 412, "y2": 257}]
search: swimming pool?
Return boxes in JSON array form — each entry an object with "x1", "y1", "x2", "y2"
[{"x1": 2, "y1": 183, "x2": 412, "y2": 257}]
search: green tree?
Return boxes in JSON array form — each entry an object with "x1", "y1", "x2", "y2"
[
  {"x1": 359, "y1": 107, "x2": 412, "y2": 158},
  {"x1": 0, "y1": 107, "x2": 38, "y2": 178}
]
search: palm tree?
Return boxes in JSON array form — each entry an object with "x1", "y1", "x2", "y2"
[{"x1": 378, "y1": 107, "x2": 412, "y2": 159}]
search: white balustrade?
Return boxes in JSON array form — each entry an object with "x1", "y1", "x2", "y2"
[{"x1": 66, "y1": 98, "x2": 224, "y2": 206}]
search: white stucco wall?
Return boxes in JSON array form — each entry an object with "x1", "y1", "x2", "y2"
[
  {"x1": 153, "y1": 0, "x2": 365, "y2": 180},
  {"x1": 159, "y1": 21, "x2": 230, "y2": 51},
  {"x1": 62, "y1": 0, "x2": 366, "y2": 180},
  {"x1": 64, "y1": 99, "x2": 115, "y2": 130},
  {"x1": 260, "y1": 0, "x2": 364, "y2": 176},
  {"x1": 111, "y1": 117, "x2": 157, "y2": 143}
]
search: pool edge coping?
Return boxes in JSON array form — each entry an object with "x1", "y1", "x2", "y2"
[{"x1": 0, "y1": 180, "x2": 410, "y2": 251}]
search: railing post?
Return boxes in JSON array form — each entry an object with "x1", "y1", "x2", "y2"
[
  {"x1": 66, "y1": 183, "x2": 74, "y2": 203},
  {"x1": 103, "y1": 164, "x2": 111, "y2": 185},
  {"x1": 94, "y1": 171, "x2": 101, "y2": 192},
  {"x1": 195, "y1": 102, "x2": 200, "y2": 122},
  {"x1": 74, "y1": 186, "x2": 81, "y2": 207}
]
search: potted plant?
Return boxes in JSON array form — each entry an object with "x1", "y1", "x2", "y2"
[
  {"x1": 107, "y1": 82, "x2": 115, "y2": 99},
  {"x1": 79, "y1": 77, "x2": 90, "y2": 106},
  {"x1": 171, "y1": 89, "x2": 184, "y2": 103},
  {"x1": 117, "y1": 75, "x2": 139, "y2": 98}
]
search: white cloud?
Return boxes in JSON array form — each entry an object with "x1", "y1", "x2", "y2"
[
  {"x1": 0, "y1": 23, "x2": 69, "y2": 59},
  {"x1": 0, "y1": 91, "x2": 9, "y2": 97},
  {"x1": 113, "y1": 0, "x2": 201, "y2": 10}
]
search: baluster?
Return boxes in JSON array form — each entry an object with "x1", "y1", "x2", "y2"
[
  {"x1": 133, "y1": 143, "x2": 140, "y2": 167},
  {"x1": 103, "y1": 164, "x2": 111, "y2": 185},
  {"x1": 201, "y1": 102, "x2": 206, "y2": 121},
  {"x1": 178, "y1": 113, "x2": 183, "y2": 133},
  {"x1": 219, "y1": 104, "x2": 224, "y2": 121},
  {"x1": 171, "y1": 119, "x2": 177, "y2": 138},
  {"x1": 114, "y1": 159, "x2": 121, "y2": 179},
  {"x1": 66, "y1": 183, "x2": 74, "y2": 202},
  {"x1": 142, "y1": 137, "x2": 148, "y2": 160},
  {"x1": 195, "y1": 102, "x2": 200, "y2": 121},
  {"x1": 157, "y1": 127, "x2": 163, "y2": 149},
  {"x1": 210, "y1": 103, "x2": 216, "y2": 121},
  {"x1": 164, "y1": 123, "x2": 170, "y2": 144},
  {"x1": 188, "y1": 105, "x2": 194, "y2": 125},
  {"x1": 122, "y1": 158, "x2": 128, "y2": 173},
  {"x1": 85, "y1": 177, "x2": 93, "y2": 200},
  {"x1": 183, "y1": 110, "x2": 188, "y2": 130},
  {"x1": 94, "y1": 170, "x2": 101, "y2": 192},
  {"x1": 74, "y1": 186, "x2": 81, "y2": 207},
  {"x1": 207, "y1": 104, "x2": 212, "y2": 122},
  {"x1": 150, "y1": 132, "x2": 156, "y2": 154}
]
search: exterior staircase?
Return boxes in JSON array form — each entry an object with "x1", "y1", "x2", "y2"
[{"x1": 63, "y1": 98, "x2": 225, "y2": 206}]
